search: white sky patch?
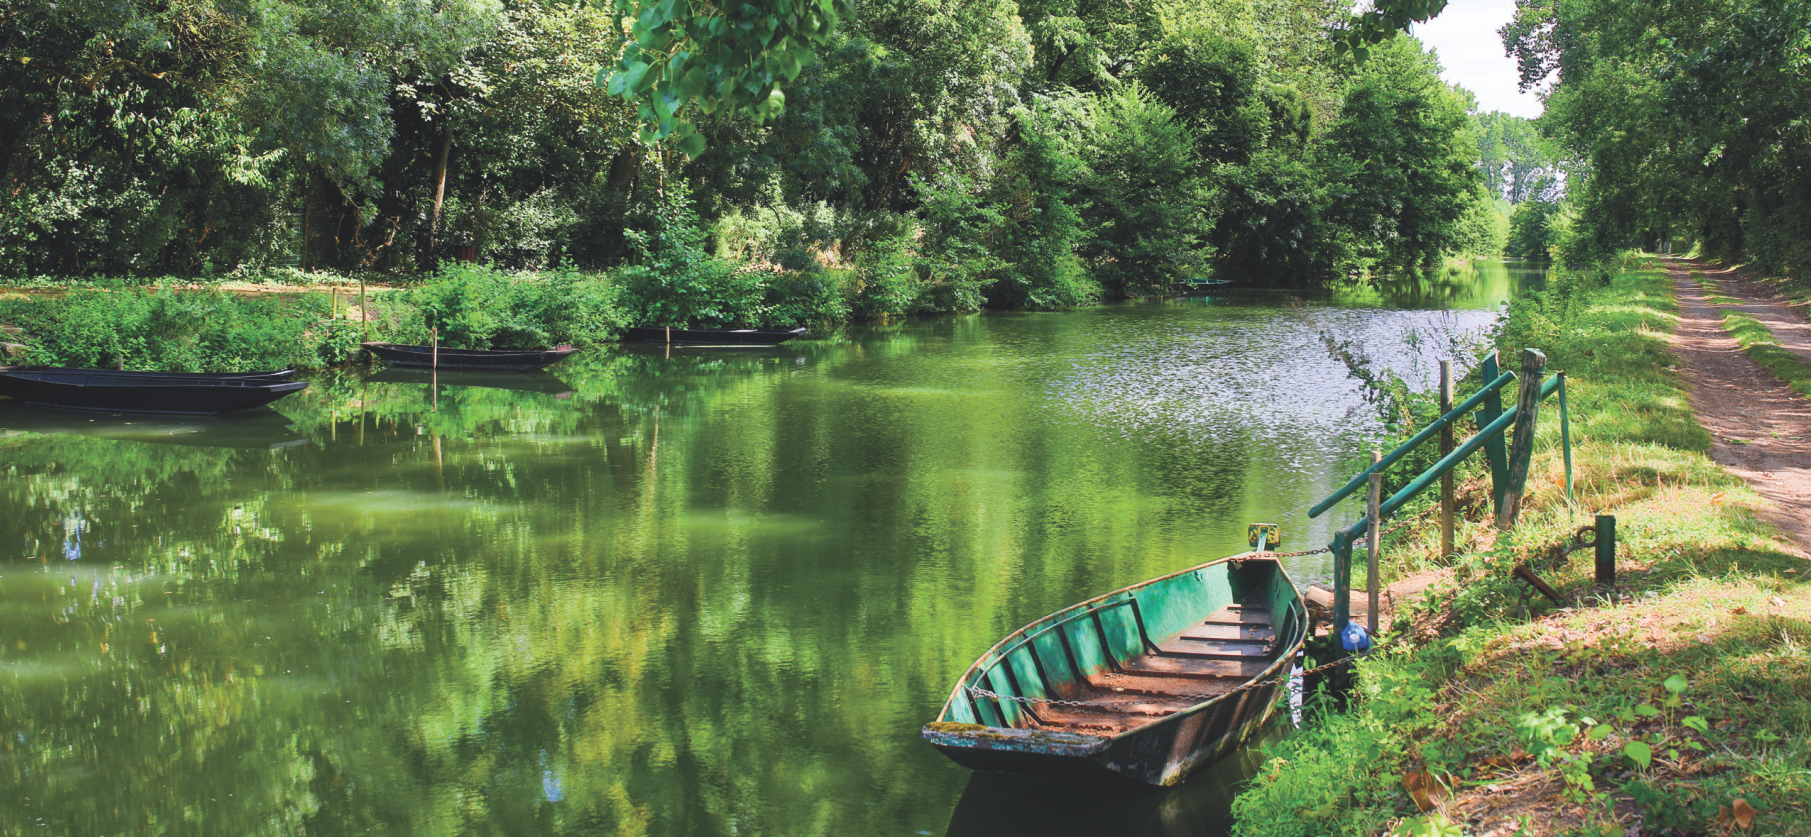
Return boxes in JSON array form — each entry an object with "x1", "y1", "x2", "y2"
[{"x1": 1409, "y1": 0, "x2": 1544, "y2": 118}]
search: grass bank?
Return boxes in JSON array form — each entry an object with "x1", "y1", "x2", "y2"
[{"x1": 1232, "y1": 261, "x2": 1811, "y2": 836}]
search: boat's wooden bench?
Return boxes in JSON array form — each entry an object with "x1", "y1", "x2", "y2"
[{"x1": 1030, "y1": 602, "x2": 1279, "y2": 736}]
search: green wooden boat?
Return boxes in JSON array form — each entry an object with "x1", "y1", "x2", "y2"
[{"x1": 922, "y1": 554, "x2": 1306, "y2": 786}]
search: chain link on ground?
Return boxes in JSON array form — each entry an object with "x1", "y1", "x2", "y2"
[{"x1": 966, "y1": 651, "x2": 1368, "y2": 712}]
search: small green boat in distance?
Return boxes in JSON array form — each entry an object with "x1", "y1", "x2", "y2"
[{"x1": 922, "y1": 553, "x2": 1306, "y2": 786}]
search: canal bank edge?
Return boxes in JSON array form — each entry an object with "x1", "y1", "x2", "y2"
[{"x1": 1230, "y1": 257, "x2": 1811, "y2": 837}]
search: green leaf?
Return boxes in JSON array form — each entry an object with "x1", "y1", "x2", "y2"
[
  {"x1": 677, "y1": 131, "x2": 706, "y2": 158},
  {"x1": 1588, "y1": 724, "x2": 1612, "y2": 741},
  {"x1": 1633, "y1": 704, "x2": 1661, "y2": 718},
  {"x1": 1622, "y1": 741, "x2": 1652, "y2": 770},
  {"x1": 1663, "y1": 674, "x2": 1689, "y2": 694},
  {"x1": 1682, "y1": 715, "x2": 1709, "y2": 734},
  {"x1": 625, "y1": 62, "x2": 653, "y2": 95}
]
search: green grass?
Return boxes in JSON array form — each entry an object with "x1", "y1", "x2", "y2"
[
  {"x1": 1722, "y1": 309, "x2": 1811, "y2": 398},
  {"x1": 1690, "y1": 271, "x2": 1742, "y2": 306},
  {"x1": 1232, "y1": 262, "x2": 1811, "y2": 837}
]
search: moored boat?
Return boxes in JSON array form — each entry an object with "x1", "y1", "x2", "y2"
[
  {"x1": 6, "y1": 366, "x2": 296, "y2": 381},
  {"x1": 922, "y1": 553, "x2": 1306, "y2": 786},
  {"x1": 0, "y1": 368, "x2": 309, "y2": 415},
  {"x1": 361, "y1": 342, "x2": 577, "y2": 371},
  {"x1": 620, "y1": 326, "x2": 806, "y2": 345}
]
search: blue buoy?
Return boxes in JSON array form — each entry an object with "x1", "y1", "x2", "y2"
[{"x1": 1340, "y1": 619, "x2": 1372, "y2": 653}]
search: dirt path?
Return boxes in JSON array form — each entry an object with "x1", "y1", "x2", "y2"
[{"x1": 1665, "y1": 257, "x2": 1811, "y2": 555}]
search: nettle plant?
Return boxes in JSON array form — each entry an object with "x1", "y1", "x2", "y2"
[{"x1": 1508, "y1": 674, "x2": 1741, "y2": 830}]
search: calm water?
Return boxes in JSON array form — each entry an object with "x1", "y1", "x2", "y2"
[{"x1": 0, "y1": 262, "x2": 1544, "y2": 836}]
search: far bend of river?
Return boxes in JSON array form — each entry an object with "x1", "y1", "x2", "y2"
[{"x1": 0, "y1": 261, "x2": 1545, "y2": 836}]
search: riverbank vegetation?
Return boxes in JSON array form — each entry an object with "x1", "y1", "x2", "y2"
[
  {"x1": 5, "y1": 0, "x2": 1552, "y2": 320},
  {"x1": 0, "y1": 263, "x2": 628, "y2": 370},
  {"x1": 1232, "y1": 261, "x2": 1811, "y2": 836}
]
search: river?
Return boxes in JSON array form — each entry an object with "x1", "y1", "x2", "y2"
[{"x1": 0, "y1": 261, "x2": 1545, "y2": 836}]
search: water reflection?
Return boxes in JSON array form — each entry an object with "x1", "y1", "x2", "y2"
[
  {"x1": 0, "y1": 269, "x2": 1539, "y2": 836},
  {"x1": 367, "y1": 367, "x2": 578, "y2": 395},
  {"x1": 0, "y1": 402, "x2": 306, "y2": 449},
  {"x1": 946, "y1": 722, "x2": 1282, "y2": 837}
]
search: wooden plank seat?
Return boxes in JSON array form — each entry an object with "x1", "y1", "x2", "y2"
[{"x1": 1026, "y1": 603, "x2": 1275, "y2": 736}]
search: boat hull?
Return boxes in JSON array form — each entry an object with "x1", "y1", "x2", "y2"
[
  {"x1": 7, "y1": 366, "x2": 297, "y2": 381},
  {"x1": 361, "y1": 342, "x2": 577, "y2": 371},
  {"x1": 0, "y1": 370, "x2": 309, "y2": 415},
  {"x1": 621, "y1": 326, "x2": 806, "y2": 345},
  {"x1": 923, "y1": 555, "x2": 1305, "y2": 786}
]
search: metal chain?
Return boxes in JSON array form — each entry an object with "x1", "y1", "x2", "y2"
[
  {"x1": 1248, "y1": 515, "x2": 1426, "y2": 559},
  {"x1": 966, "y1": 652, "x2": 1368, "y2": 712}
]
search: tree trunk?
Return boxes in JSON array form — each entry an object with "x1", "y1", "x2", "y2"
[{"x1": 429, "y1": 125, "x2": 453, "y2": 249}]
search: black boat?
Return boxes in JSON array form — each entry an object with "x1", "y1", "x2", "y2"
[
  {"x1": 8, "y1": 366, "x2": 297, "y2": 381},
  {"x1": 361, "y1": 342, "x2": 578, "y2": 371},
  {"x1": 621, "y1": 326, "x2": 806, "y2": 345},
  {"x1": 0, "y1": 368, "x2": 309, "y2": 415}
]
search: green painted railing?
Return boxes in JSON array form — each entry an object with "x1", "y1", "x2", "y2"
[{"x1": 1313, "y1": 349, "x2": 1573, "y2": 636}]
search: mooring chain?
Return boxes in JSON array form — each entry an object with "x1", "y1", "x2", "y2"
[
  {"x1": 965, "y1": 653, "x2": 1368, "y2": 712},
  {"x1": 1249, "y1": 516, "x2": 1423, "y2": 558},
  {"x1": 1253, "y1": 518, "x2": 1419, "y2": 554}
]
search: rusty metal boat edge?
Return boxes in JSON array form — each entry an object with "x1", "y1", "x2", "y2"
[{"x1": 921, "y1": 552, "x2": 1306, "y2": 786}]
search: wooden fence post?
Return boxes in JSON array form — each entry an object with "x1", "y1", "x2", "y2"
[
  {"x1": 1479, "y1": 349, "x2": 1511, "y2": 517},
  {"x1": 1439, "y1": 359, "x2": 1454, "y2": 560},
  {"x1": 1496, "y1": 348, "x2": 1547, "y2": 529}
]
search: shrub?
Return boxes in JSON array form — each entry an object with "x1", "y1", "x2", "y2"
[
  {"x1": 619, "y1": 184, "x2": 770, "y2": 327},
  {"x1": 406, "y1": 263, "x2": 624, "y2": 348},
  {"x1": 0, "y1": 287, "x2": 322, "y2": 372}
]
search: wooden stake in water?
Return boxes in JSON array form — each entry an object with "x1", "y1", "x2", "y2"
[
  {"x1": 1367, "y1": 450, "x2": 1382, "y2": 635},
  {"x1": 359, "y1": 275, "x2": 369, "y2": 350},
  {"x1": 1439, "y1": 359, "x2": 1454, "y2": 560}
]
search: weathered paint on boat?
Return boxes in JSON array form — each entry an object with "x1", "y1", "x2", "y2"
[{"x1": 922, "y1": 554, "x2": 1306, "y2": 785}]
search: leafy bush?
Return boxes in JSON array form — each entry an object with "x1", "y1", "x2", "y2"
[
  {"x1": 0, "y1": 287, "x2": 324, "y2": 372},
  {"x1": 618, "y1": 184, "x2": 771, "y2": 327},
  {"x1": 846, "y1": 233, "x2": 924, "y2": 318},
  {"x1": 406, "y1": 263, "x2": 624, "y2": 348}
]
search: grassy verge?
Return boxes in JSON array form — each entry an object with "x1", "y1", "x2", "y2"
[
  {"x1": 1689, "y1": 271, "x2": 1742, "y2": 307},
  {"x1": 1232, "y1": 263, "x2": 1811, "y2": 836},
  {"x1": 1720, "y1": 310, "x2": 1811, "y2": 399}
]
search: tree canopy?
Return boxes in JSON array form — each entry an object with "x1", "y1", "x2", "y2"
[
  {"x1": 1505, "y1": 0, "x2": 1811, "y2": 270},
  {"x1": 3, "y1": 0, "x2": 1504, "y2": 304}
]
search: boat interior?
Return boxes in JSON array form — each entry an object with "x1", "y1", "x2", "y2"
[
  {"x1": 945, "y1": 558, "x2": 1304, "y2": 738},
  {"x1": 1015, "y1": 602, "x2": 1279, "y2": 736}
]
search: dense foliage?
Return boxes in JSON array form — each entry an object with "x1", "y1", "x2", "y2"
[
  {"x1": 1506, "y1": 0, "x2": 1811, "y2": 272},
  {"x1": 0, "y1": 265, "x2": 628, "y2": 369},
  {"x1": 3, "y1": 0, "x2": 1519, "y2": 321}
]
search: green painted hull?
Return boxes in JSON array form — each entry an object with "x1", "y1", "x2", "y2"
[{"x1": 922, "y1": 554, "x2": 1306, "y2": 786}]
